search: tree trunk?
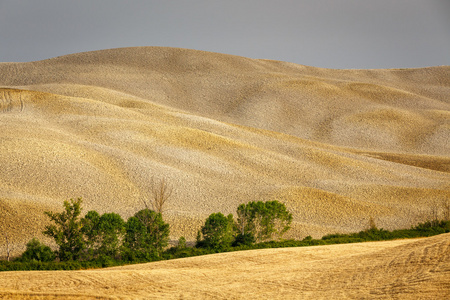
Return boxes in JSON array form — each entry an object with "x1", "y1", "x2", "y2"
[{"x1": 5, "y1": 233, "x2": 11, "y2": 262}]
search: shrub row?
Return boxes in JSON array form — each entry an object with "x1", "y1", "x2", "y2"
[{"x1": 5, "y1": 220, "x2": 448, "y2": 272}]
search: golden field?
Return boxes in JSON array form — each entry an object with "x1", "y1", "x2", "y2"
[{"x1": 0, "y1": 234, "x2": 449, "y2": 299}]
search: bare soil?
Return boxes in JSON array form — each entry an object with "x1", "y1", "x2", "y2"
[{"x1": 0, "y1": 47, "x2": 449, "y2": 267}]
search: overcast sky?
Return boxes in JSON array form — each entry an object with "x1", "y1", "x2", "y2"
[{"x1": 0, "y1": 0, "x2": 449, "y2": 69}]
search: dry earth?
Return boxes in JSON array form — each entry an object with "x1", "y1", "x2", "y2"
[
  {"x1": 0, "y1": 47, "x2": 449, "y2": 254},
  {"x1": 0, "y1": 233, "x2": 449, "y2": 299}
]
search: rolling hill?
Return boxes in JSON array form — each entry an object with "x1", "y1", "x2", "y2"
[{"x1": 0, "y1": 47, "x2": 449, "y2": 254}]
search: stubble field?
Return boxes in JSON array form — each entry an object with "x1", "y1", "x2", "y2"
[{"x1": 0, "y1": 233, "x2": 449, "y2": 299}]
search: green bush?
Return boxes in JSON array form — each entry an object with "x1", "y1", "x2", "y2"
[
  {"x1": 18, "y1": 238, "x2": 55, "y2": 262},
  {"x1": 320, "y1": 220, "x2": 450, "y2": 244},
  {"x1": 122, "y1": 209, "x2": 170, "y2": 260},
  {"x1": 177, "y1": 236, "x2": 187, "y2": 249},
  {"x1": 197, "y1": 213, "x2": 234, "y2": 250},
  {"x1": 232, "y1": 232, "x2": 256, "y2": 247}
]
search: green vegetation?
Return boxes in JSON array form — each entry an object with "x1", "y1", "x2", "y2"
[
  {"x1": 20, "y1": 198, "x2": 169, "y2": 265},
  {"x1": 1, "y1": 197, "x2": 449, "y2": 272},
  {"x1": 16, "y1": 238, "x2": 55, "y2": 262},
  {"x1": 194, "y1": 200, "x2": 293, "y2": 250},
  {"x1": 43, "y1": 198, "x2": 85, "y2": 261},
  {"x1": 320, "y1": 220, "x2": 450, "y2": 244},
  {"x1": 122, "y1": 208, "x2": 170, "y2": 261},
  {"x1": 235, "y1": 200, "x2": 292, "y2": 243},
  {"x1": 196, "y1": 213, "x2": 234, "y2": 250},
  {"x1": 82, "y1": 211, "x2": 125, "y2": 260}
]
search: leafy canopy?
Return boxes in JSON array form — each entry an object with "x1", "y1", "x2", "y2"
[
  {"x1": 81, "y1": 211, "x2": 125, "y2": 259},
  {"x1": 236, "y1": 200, "x2": 292, "y2": 242},
  {"x1": 123, "y1": 209, "x2": 170, "y2": 260},
  {"x1": 43, "y1": 198, "x2": 84, "y2": 261},
  {"x1": 198, "y1": 213, "x2": 234, "y2": 250}
]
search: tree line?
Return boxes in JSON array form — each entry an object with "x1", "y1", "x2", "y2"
[
  {"x1": 20, "y1": 198, "x2": 170, "y2": 263},
  {"x1": 13, "y1": 197, "x2": 292, "y2": 264},
  {"x1": 196, "y1": 200, "x2": 292, "y2": 250},
  {"x1": 3, "y1": 191, "x2": 449, "y2": 271}
]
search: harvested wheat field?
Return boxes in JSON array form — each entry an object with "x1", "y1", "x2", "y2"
[
  {"x1": 0, "y1": 47, "x2": 449, "y2": 254},
  {"x1": 0, "y1": 233, "x2": 449, "y2": 299}
]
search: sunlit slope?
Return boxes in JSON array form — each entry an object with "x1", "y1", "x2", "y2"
[
  {"x1": 2, "y1": 47, "x2": 449, "y2": 153},
  {"x1": 1, "y1": 234, "x2": 449, "y2": 299},
  {"x1": 0, "y1": 47, "x2": 449, "y2": 253}
]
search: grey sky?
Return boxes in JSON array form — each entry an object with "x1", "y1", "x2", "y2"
[{"x1": 0, "y1": 0, "x2": 449, "y2": 69}]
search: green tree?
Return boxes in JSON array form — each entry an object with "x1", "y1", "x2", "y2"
[
  {"x1": 81, "y1": 210, "x2": 101, "y2": 259},
  {"x1": 236, "y1": 200, "x2": 292, "y2": 242},
  {"x1": 97, "y1": 213, "x2": 125, "y2": 258},
  {"x1": 43, "y1": 198, "x2": 85, "y2": 261},
  {"x1": 263, "y1": 200, "x2": 293, "y2": 240},
  {"x1": 122, "y1": 209, "x2": 169, "y2": 260},
  {"x1": 236, "y1": 203, "x2": 256, "y2": 243},
  {"x1": 81, "y1": 211, "x2": 125, "y2": 259},
  {"x1": 19, "y1": 238, "x2": 55, "y2": 262},
  {"x1": 198, "y1": 213, "x2": 234, "y2": 250}
]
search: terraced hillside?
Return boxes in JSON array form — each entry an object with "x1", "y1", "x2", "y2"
[{"x1": 0, "y1": 47, "x2": 449, "y2": 254}]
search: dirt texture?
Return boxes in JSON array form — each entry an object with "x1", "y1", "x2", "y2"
[{"x1": 0, "y1": 47, "x2": 449, "y2": 254}]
